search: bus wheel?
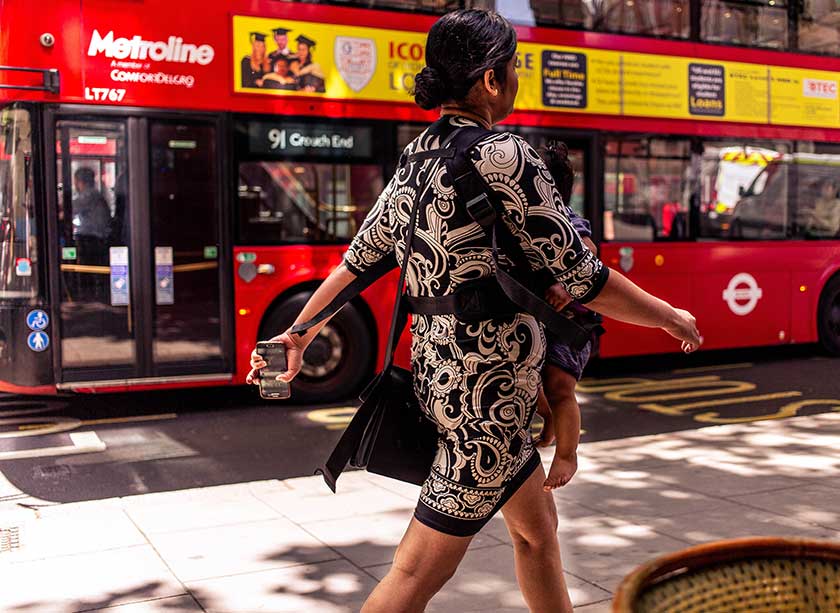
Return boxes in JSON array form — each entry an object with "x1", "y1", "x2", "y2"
[
  {"x1": 818, "y1": 276, "x2": 840, "y2": 355},
  {"x1": 259, "y1": 293, "x2": 374, "y2": 402}
]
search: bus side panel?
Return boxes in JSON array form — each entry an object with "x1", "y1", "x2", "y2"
[
  {"x1": 232, "y1": 245, "x2": 398, "y2": 384},
  {"x1": 790, "y1": 271, "x2": 820, "y2": 344},
  {"x1": 598, "y1": 243, "x2": 693, "y2": 357},
  {"x1": 0, "y1": 1, "x2": 83, "y2": 102}
]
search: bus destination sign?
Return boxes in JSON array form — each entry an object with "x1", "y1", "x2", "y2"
[{"x1": 247, "y1": 122, "x2": 373, "y2": 158}]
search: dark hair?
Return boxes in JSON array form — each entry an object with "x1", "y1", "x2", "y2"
[
  {"x1": 413, "y1": 10, "x2": 517, "y2": 110},
  {"x1": 539, "y1": 141, "x2": 574, "y2": 205},
  {"x1": 74, "y1": 166, "x2": 96, "y2": 188}
]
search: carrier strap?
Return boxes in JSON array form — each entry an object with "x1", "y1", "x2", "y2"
[{"x1": 444, "y1": 126, "x2": 596, "y2": 351}]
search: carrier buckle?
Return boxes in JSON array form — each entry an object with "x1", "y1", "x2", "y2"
[
  {"x1": 466, "y1": 193, "x2": 496, "y2": 228},
  {"x1": 455, "y1": 286, "x2": 484, "y2": 321}
]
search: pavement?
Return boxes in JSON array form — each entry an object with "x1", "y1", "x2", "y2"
[{"x1": 3, "y1": 410, "x2": 840, "y2": 613}]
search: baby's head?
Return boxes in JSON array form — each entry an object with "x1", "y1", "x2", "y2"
[{"x1": 539, "y1": 140, "x2": 574, "y2": 206}]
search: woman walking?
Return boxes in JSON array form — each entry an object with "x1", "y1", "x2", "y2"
[{"x1": 249, "y1": 10, "x2": 700, "y2": 612}]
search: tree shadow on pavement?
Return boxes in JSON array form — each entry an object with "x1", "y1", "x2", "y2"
[{"x1": 7, "y1": 584, "x2": 210, "y2": 613}]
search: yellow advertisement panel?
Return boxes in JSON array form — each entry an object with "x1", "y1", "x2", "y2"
[
  {"x1": 770, "y1": 66, "x2": 840, "y2": 128},
  {"x1": 233, "y1": 15, "x2": 840, "y2": 129},
  {"x1": 724, "y1": 63, "x2": 769, "y2": 124},
  {"x1": 233, "y1": 15, "x2": 423, "y2": 102}
]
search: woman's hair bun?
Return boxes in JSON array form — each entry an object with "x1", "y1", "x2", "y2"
[{"x1": 413, "y1": 65, "x2": 448, "y2": 110}]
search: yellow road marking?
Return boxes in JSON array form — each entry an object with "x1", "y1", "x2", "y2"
[
  {"x1": 639, "y1": 392, "x2": 802, "y2": 416},
  {"x1": 576, "y1": 377, "x2": 652, "y2": 394},
  {"x1": 604, "y1": 376, "x2": 756, "y2": 403},
  {"x1": 307, "y1": 407, "x2": 358, "y2": 430},
  {"x1": 695, "y1": 398, "x2": 840, "y2": 424},
  {"x1": 672, "y1": 362, "x2": 754, "y2": 374}
]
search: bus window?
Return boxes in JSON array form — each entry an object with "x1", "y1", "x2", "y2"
[
  {"x1": 729, "y1": 162, "x2": 789, "y2": 239},
  {"x1": 488, "y1": 0, "x2": 689, "y2": 36},
  {"x1": 238, "y1": 161, "x2": 383, "y2": 244},
  {"x1": 0, "y1": 106, "x2": 37, "y2": 300},
  {"x1": 792, "y1": 153, "x2": 840, "y2": 239},
  {"x1": 699, "y1": 142, "x2": 791, "y2": 239},
  {"x1": 702, "y1": 0, "x2": 789, "y2": 50},
  {"x1": 603, "y1": 137, "x2": 691, "y2": 242},
  {"x1": 799, "y1": 0, "x2": 840, "y2": 56}
]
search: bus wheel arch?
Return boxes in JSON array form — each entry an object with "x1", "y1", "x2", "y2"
[
  {"x1": 817, "y1": 272, "x2": 840, "y2": 356},
  {"x1": 257, "y1": 285, "x2": 377, "y2": 402}
]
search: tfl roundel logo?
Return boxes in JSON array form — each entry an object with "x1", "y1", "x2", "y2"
[{"x1": 722, "y1": 273, "x2": 763, "y2": 316}]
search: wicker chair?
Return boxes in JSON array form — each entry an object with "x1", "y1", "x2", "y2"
[{"x1": 613, "y1": 537, "x2": 840, "y2": 612}]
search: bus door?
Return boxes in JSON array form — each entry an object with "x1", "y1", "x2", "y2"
[{"x1": 48, "y1": 111, "x2": 231, "y2": 387}]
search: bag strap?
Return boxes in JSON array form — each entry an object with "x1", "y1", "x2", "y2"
[
  {"x1": 444, "y1": 127, "x2": 593, "y2": 351},
  {"x1": 290, "y1": 128, "x2": 465, "y2": 343},
  {"x1": 315, "y1": 129, "x2": 465, "y2": 492},
  {"x1": 289, "y1": 257, "x2": 396, "y2": 337}
]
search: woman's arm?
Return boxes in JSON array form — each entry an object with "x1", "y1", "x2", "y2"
[
  {"x1": 586, "y1": 269, "x2": 700, "y2": 348},
  {"x1": 477, "y1": 134, "x2": 700, "y2": 350},
  {"x1": 248, "y1": 174, "x2": 399, "y2": 387},
  {"x1": 545, "y1": 269, "x2": 700, "y2": 349},
  {"x1": 247, "y1": 263, "x2": 358, "y2": 384}
]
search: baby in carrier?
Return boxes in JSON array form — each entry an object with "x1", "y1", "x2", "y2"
[{"x1": 537, "y1": 141, "x2": 603, "y2": 491}]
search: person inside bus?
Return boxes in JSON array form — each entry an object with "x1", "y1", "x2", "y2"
[
  {"x1": 72, "y1": 166, "x2": 111, "y2": 294},
  {"x1": 291, "y1": 34, "x2": 326, "y2": 93},
  {"x1": 241, "y1": 32, "x2": 270, "y2": 88},
  {"x1": 533, "y1": 141, "x2": 600, "y2": 492},
  {"x1": 799, "y1": 178, "x2": 840, "y2": 237},
  {"x1": 268, "y1": 26, "x2": 293, "y2": 64},
  {"x1": 258, "y1": 56, "x2": 298, "y2": 90},
  {"x1": 248, "y1": 10, "x2": 700, "y2": 613}
]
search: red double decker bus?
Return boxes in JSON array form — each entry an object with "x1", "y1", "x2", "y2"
[{"x1": 1, "y1": 0, "x2": 839, "y2": 397}]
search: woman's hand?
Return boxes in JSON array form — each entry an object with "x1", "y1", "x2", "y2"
[
  {"x1": 545, "y1": 282, "x2": 572, "y2": 311},
  {"x1": 663, "y1": 308, "x2": 702, "y2": 353},
  {"x1": 246, "y1": 331, "x2": 307, "y2": 385}
]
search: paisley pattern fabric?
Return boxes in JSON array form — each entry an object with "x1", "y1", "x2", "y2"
[{"x1": 344, "y1": 116, "x2": 608, "y2": 536}]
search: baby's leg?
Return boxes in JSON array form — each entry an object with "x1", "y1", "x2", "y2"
[
  {"x1": 535, "y1": 387, "x2": 555, "y2": 447},
  {"x1": 543, "y1": 364, "x2": 581, "y2": 491}
]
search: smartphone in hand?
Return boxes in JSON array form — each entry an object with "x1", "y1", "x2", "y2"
[{"x1": 256, "y1": 341, "x2": 291, "y2": 400}]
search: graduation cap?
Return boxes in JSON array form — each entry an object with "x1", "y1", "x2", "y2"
[
  {"x1": 272, "y1": 27, "x2": 292, "y2": 36},
  {"x1": 250, "y1": 32, "x2": 267, "y2": 43},
  {"x1": 295, "y1": 34, "x2": 316, "y2": 48}
]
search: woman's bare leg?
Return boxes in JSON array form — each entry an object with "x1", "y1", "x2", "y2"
[
  {"x1": 361, "y1": 517, "x2": 472, "y2": 613},
  {"x1": 501, "y1": 464, "x2": 573, "y2": 613}
]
